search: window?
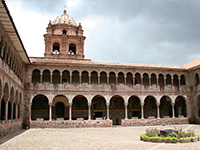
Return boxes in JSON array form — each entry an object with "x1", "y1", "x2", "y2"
[
  {"x1": 69, "y1": 44, "x2": 76, "y2": 55},
  {"x1": 63, "y1": 29, "x2": 66, "y2": 35},
  {"x1": 53, "y1": 43, "x2": 60, "y2": 54}
]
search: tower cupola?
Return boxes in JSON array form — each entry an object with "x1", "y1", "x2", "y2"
[{"x1": 44, "y1": 10, "x2": 86, "y2": 59}]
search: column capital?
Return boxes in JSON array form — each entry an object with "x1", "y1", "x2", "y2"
[
  {"x1": 106, "y1": 102, "x2": 110, "y2": 106},
  {"x1": 140, "y1": 102, "x2": 144, "y2": 106},
  {"x1": 88, "y1": 102, "x2": 91, "y2": 106},
  {"x1": 156, "y1": 102, "x2": 160, "y2": 106},
  {"x1": 49, "y1": 102, "x2": 52, "y2": 106},
  {"x1": 124, "y1": 102, "x2": 128, "y2": 106},
  {"x1": 68, "y1": 102, "x2": 72, "y2": 106}
]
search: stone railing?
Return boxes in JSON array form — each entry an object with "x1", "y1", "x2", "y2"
[
  {"x1": 30, "y1": 120, "x2": 113, "y2": 128},
  {"x1": 121, "y1": 117, "x2": 188, "y2": 126},
  {"x1": 30, "y1": 83, "x2": 187, "y2": 93}
]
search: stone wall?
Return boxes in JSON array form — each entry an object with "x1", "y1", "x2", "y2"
[
  {"x1": 121, "y1": 118, "x2": 188, "y2": 126},
  {"x1": 0, "y1": 121, "x2": 22, "y2": 138},
  {"x1": 30, "y1": 120, "x2": 113, "y2": 128}
]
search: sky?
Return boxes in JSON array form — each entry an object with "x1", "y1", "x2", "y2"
[{"x1": 5, "y1": 0, "x2": 200, "y2": 66}]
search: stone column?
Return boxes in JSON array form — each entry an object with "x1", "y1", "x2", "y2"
[
  {"x1": 70, "y1": 73, "x2": 72, "y2": 84},
  {"x1": 141, "y1": 77, "x2": 143, "y2": 86},
  {"x1": 88, "y1": 103, "x2": 91, "y2": 120},
  {"x1": 79, "y1": 74, "x2": 82, "y2": 84},
  {"x1": 125, "y1": 103, "x2": 128, "y2": 120},
  {"x1": 124, "y1": 75, "x2": 127, "y2": 85},
  {"x1": 40, "y1": 73, "x2": 42, "y2": 83},
  {"x1": 157, "y1": 102, "x2": 160, "y2": 119},
  {"x1": 60, "y1": 73, "x2": 62, "y2": 84},
  {"x1": 178, "y1": 76, "x2": 180, "y2": 86},
  {"x1": 164, "y1": 77, "x2": 166, "y2": 86},
  {"x1": 89, "y1": 75, "x2": 91, "y2": 85},
  {"x1": 133, "y1": 77, "x2": 135, "y2": 85},
  {"x1": 5, "y1": 100, "x2": 8, "y2": 123},
  {"x1": 106, "y1": 103, "x2": 110, "y2": 120},
  {"x1": 50, "y1": 73, "x2": 53, "y2": 83},
  {"x1": 98, "y1": 75, "x2": 100, "y2": 85},
  {"x1": 29, "y1": 102, "x2": 32, "y2": 121},
  {"x1": 141, "y1": 102, "x2": 144, "y2": 119},
  {"x1": 15, "y1": 103, "x2": 18, "y2": 121},
  {"x1": 0, "y1": 93, "x2": 3, "y2": 121},
  {"x1": 107, "y1": 75, "x2": 109, "y2": 85},
  {"x1": 49, "y1": 103, "x2": 52, "y2": 121},
  {"x1": 149, "y1": 77, "x2": 151, "y2": 86},
  {"x1": 157, "y1": 77, "x2": 159, "y2": 86},
  {"x1": 11, "y1": 102, "x2": 14, "y2": 121},
  {"x1": 172, "y1": 102, "x2": 175, "y2": 118},
  {"x1": 69, "y1": 103, "x2": 72, "y2": 121},
  {"x1": 116, "y1": 75, "x2": 118, "y2": 85}
]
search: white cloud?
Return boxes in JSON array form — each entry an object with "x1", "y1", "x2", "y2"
[
  {"x1": 7, "y1": 1, "x2": 53, "y2": 57},
  {"x1": 66, "y1": 0, "x2": 81, "y2": 8}
]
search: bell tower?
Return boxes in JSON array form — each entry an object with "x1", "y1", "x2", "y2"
[{"x1": 44, "y1": 10, "x2": 86, "y2": 59}]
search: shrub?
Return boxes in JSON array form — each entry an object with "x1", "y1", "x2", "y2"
[
  {"x1": 169, "y1": 132, "x2": 178, "y2": 138},
  {"x1": 145, "y1": 128, "x2": 160, "y2": 137}
]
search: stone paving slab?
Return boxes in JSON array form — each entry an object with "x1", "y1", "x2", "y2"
[{"x1": 0, "y1": 124, "x2": 200, "y2": 150}]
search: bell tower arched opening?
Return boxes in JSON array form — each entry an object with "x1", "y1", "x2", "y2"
[
  {"x1": 53, "y1": 43, "x2": 60, "y2": 54},
  {"x1": 69, "y1": 44, "x2": 76, "y2": 55}
]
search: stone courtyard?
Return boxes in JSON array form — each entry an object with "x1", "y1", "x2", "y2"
[{"x1": 0, "y1": 124, "x2": 200, "y2": 150}]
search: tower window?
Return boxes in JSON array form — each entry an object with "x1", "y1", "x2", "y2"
[
  {"x1": 69, "y1": 44, "x2": 76, "y2": 55},
  {"x1": 53, "y1": 43, "x2": 60, "y2": 54},
  {"x1": 63, "y1": 29, "x2": 67, "y2": 35}
]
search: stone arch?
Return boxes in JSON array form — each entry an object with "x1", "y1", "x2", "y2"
[
  {"x1": 143, "y1": 73, "x2": 149, "y2": 86},
  {"x1": 109, "y1": 95, "x2": 125, "y2": 125},
  {"x1": 180, "y1": 74, "x2": 186, "y2": 86},
  {"x1": 91, "y1": 95, "x2": 106, "y2": 119},
  {"x1": 173, "y1": 74, "x2": 179, "y2": 86},
  {"x1": 159, "y1": 96, "x2": 172, "y2": 118},
  {"x1": 128, "y1": 95, "x2": 141, "y2": 119},
  {"x1": 91, "y1": 71, "x2": 98, "y2": 85},
  {"x1": 175, "y1": 96, "x2": 187, "y2": 117},
  {"x1": 158, "y1": 74, "x2": 164, "y2": 87},
  {"x1": 166, "y1": 74, "x2": 172, "y2": 85},
  {"x1": 118, "y1": 72, "x2": 124, "y2": 85},
  {"x1": 72, "y1": 95, "x2": 88, "y2": 120},
  {"x1": 195, "y1": 73, "x2": 199, "y2": 85},
  {"x1": 100, "y1": 71, "x2": 107, "y2": 85},
  {"x1": 32, "y1": 69, "x2": 40, "y2": 83},
  {"x1": 151, "y1": 73, "x2": 157, "y2": 85},
  {"x1": 126, "y1": 72, "x2": 133, "y2": 85},
  {"x1": 144, "y1": 95, "x2": 157, "y2": 118},
  {"x1": 72, "y1": 70, "x2": 79, "y2": 84},
  {"x1": 52, "y1": 70, "x2": 60, "y2": 83},
  {"x1": 10, "y1": 87, "x2": 14, "y2": 102},
  {"x1": 3, "y1": 82, "x2": 9, "y2": 100},
  {"x1": 31, "y1": 94, "x2": 49, "y2": 120},
  {"x1": 109, "y1": 72, "x2": 116, "y2": 85},
  {"x1": 135, "y1": 73, "x2": 141, "y2": 85},
  {"x1": 81, "y1": 70, "x2": 89, "y2": 84},
  {"x1": 42, "y1": 69, "x2": 50, "y2": 83},
  {"x1": 62, "y1": 70, "x2": 70, "y2": 84},
  {"x1": 52, "y1": 95, "x2": 69, "y2": 120}
]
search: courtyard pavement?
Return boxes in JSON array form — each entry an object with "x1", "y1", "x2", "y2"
[{"x1": 0, "y1": 124, "x2": 200, "y2": 150}]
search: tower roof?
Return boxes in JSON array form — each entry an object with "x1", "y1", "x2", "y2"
[{"x1": 52, "y1": 10, "x2": 77, "y2": 26}]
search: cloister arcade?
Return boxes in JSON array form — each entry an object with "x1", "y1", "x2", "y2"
[
  {"x1": 30, "y1": 94, "x2": 188, "y2": 125},
  {"x1": 31, "y1": 69, "x2": 186, "y2": 88},
  {"x1": 0, "y1": 80, "x2": 22, "y2": 123}
]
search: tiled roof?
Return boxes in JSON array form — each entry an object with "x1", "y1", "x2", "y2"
[
  {"x1": 30, "y1": 57, "x2": 183, "y2": 70},
  {"x1": 181, "y1": 58, "x2": 200, "y2": 69}
]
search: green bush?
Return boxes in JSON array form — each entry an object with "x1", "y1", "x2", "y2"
[{"x1": 169, "y1": 132, "x2": 178, "y2": 138}]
